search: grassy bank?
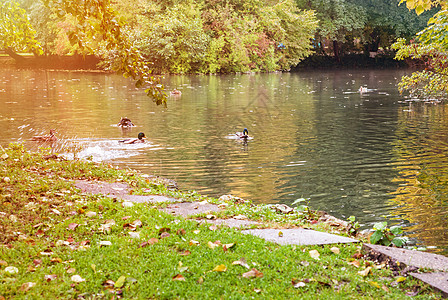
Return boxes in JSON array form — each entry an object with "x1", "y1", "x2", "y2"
[{"x1": 0, "y1": 143, "x2": 442, "y2": 299}]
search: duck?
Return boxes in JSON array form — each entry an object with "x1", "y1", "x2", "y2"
[
  {"x1": 31, "y1": 129, "x2": 57, "y2": 142},
  {"x1": 358, "y1": 86, "x2": 368, "y2": 93},
  {"x1": 119, "y1": 132, "x2": 146, "y2": 144},
  {"x1": 170, "y1": 89, "x2": 182, "y2": 96},
  {"x1": 117, "y1": 117, "x2": 135, "y2": 128},
  {"x1": 235, "y1": 128, "x2": 249, "y2": 139}
]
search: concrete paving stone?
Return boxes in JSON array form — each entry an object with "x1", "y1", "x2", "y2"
[
  {"x1": 161, "y1": 202, "x2": 222, "y2": 217},
  {"x1": 205, "y1": 219, "x2": 260, "y2": 228},
  {"x1": 409, "y1": 272, "x2": 448, "y2": 297},
  {"x1": 74, "y1": 180, "x2": 178, "y2": 203},
  {"x1": 241, "y1": 228, "x2": 358, "y2": 246},
  {"x1": 363, "y1": 244, "x2": 448, "y2": 271}
]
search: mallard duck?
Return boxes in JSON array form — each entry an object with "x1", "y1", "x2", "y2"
[
  {"x1": 117, "y1": 117, "x2": 135, "y2": 128},
  {"x1": 170, "y1": 89, "x2": 182, "y2": 96},
  {"x1": 31, "y1": 129, "x2": 57, "y2": 142},
  {"x1": 235, "y1": 128, "x2": 249, "y2": 139},
  {"x1": 119, "y1": 132, "x2": 146, "y2": 144}
]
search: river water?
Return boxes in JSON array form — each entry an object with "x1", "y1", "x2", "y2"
[{"x1": 1, "y1": 68, "x2": 447, "y2": 254}]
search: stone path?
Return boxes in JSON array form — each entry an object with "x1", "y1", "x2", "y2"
[{"x1": 74, "y1": 179, "x2": 448, "y2": 297}]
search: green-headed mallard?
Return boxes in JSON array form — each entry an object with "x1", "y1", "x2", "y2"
[
  {"x1": 31, "y1": 129, "x2": 57, "y2": 142},
  {"x1": 235, "y1": 128, "x2": 249, "y2": 139},
  {"x1": 117, "y1": 117, "x2": 135, "y2": 128},
  {"x1": 119, "y1": 132, "x2": 146, "y2": 144}
]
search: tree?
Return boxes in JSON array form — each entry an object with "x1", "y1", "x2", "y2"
[
  {"x1": 0, "y1": 1, "x2": 43, "y2": 59},
  {"x1": 392, "y1": 1, "x2": 448, "y2": 101}
]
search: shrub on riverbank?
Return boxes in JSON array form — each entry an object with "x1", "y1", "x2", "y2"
[{"x1": 0, "y1": 144, "x2": 441, "y2": 299}]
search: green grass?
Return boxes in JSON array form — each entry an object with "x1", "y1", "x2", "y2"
[{"x1": 0, "y1": 143, "x2": 443, "y2": 299}]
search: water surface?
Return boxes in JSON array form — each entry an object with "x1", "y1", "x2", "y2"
[{"x1": 1, "y1": 68, "x2": 447, "y2": 254}]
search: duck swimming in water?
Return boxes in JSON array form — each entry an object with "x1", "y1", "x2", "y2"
[
  {"x1": 170, "y1": 89, "x2": 182, "y2": 96},
  {"x1": 31, "y1": 129, "x2": 57, "y2": 142},
  {"x1": 117, "y1": 117, "x2": 135, "y2": 128},
  {"x1": 235, "y1": 128, "x2": 249, "y2": 139},
  {"x1": 119, "y1": 132, "x2": 146, "y2": 144}
]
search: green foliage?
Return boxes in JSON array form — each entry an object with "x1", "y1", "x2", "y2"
[
  {"x1": 0, "y1": 0, "x2": 43, "y2": 55},
  {"x1": 370, "y1": 222, "x2": 409, "y2": 247},
  {"x1": 347, "y1": 216, "x2": 360, "y2": 236},
  {"x1": 392, "y1": 8, "x2": 448, "y2": 101}
]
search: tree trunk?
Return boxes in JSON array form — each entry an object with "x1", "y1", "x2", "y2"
[
  {"x1": 333, "y1": 40, "x2": 340, "y2": 63},
  {"x1": 5, "y1": 48, "x2": 26, "y2": 62}
]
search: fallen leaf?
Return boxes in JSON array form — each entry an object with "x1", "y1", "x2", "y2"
[
  {"x1": 309, "y1": 250, "x2": 320, "y2": 260},
  {"x1": 232, "y1": 258, "x2": 250, "y2": 269},
  {"x1": 172, "y1": 274, "x2": 185, "y2": 281},
  {"x1": 300, "y1": 261, "x2": 310, "y2": 267},
  {"x1": 33, "y1": 259, "x2": 42, "y2": 266},
  {"x1": 193, "y1": 230, "x2": 200, "y2": 234},
  {"x1": 114, "y1": 276, "x2": 126, "y2": 288},
  {"x1": 369, "y1": 281, "x2": 381, "y2": 288},
  {"x1": 67, "y1": 223, "x2": 78, "y2": 231},
  {"x1": 71, "y1": 275, "x2": 85, "y2": 283},
  {"x1": 122, "y1": 216, "x2": 131, "y2": 220},
  {"x1": 0, "y1": 260, "x2": 8, "y2": 267},
  {"x1": 358, "y1": 266, "x2": 372, "y2": 277},
  {"x1": 1, "y1": 153, "x2": 9, "y2": 160},
  {"x1": 160, "y1": 232, "x2": 170, "y2": 239},
  {"x1": 348, "y1": 260, "x2": 360, "y2": 268},
  {"x1": 352, "y1": 252, "x2": 363, "y2": 259},
  {"x1": 44, "y1": 274, "x2": 57, "y2": 282},
  {"x1": 223, "y1": 243, "x2": 235, "y2": 251},
  {"x1": 209, "y1": 225, "x2": 218, "y2": 231},
  {"x1": 178, "y1": 261, "x2": 189, "y2": 273},
  {"x1": 19, "y1": 282, "x2": 36, "y2": 292},
  {"x1": 396, "y1": 276, "x2": 406, "y2": 283},
  {"x1": 213, "y1": 264, "x2": 227, "y2": 272},
  {"x1": 102, "y1": 279, "x2": 115, "y2": 289},
  {"x1": 91, "y1": 264, "x2": 96, "y2": 273},
  {"x1": 98, "y1": 241, "x2": 112, "y2": 246},
  {"x1": 4, "y1": 266, "x2": 18, "y2": 274},
  {"x1": 292, "y1": 278, "x2": 306, "y2": 288},
  {"x1": 50, "y1": 257, "x2": 62, "y2": 264},
  {"x1": 330, "y1": 247, "x2": 340, "y2": 254},
  {"x1": 66, "y1": 268, "x2": 76, "y2": 274},
  {"x1": 278, "y1": 231, "x2": 283, "y2": 237},
  {"x1": 177, "y1": 228, "x2": 186, "y2": 235},
  {"x1": 189, "y1": 240, "x2": 200, "y2": 246},
  {"x1": 207, "y1": 241, "x2": 220, "y2": 250},
  {"x1": 242, "y1": 268, "x2": 263, "y2": 278},
  {"x1": 233, "y1": 214, "x2": 247, "y2": 220},
  {"x1": 206, "y1": 214, "x2": 216, "y2": 220},
  {"x1": 179, "y1": 250, "x2": 191, "y2": 256},
  {"x1": 85, "y1": 211, "x2": 97, "y2": 217},
  {"x1": 128, "y1": 232, "x2": 140, "y2": 239},
  {"x1": 197, "y1": 276, "x2": 204, "y2": 284},
  {"x1": 122, "y1": 201, "x2": 134, "y2": 208}
]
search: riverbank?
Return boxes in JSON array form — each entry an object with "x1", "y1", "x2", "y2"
[{"x1": 0, "y1": 143, "x2": 444, "y2": 298}]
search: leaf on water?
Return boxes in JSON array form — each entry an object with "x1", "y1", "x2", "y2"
[
  {"x1": 213, "y1": 264, "x2": 227, "y2": 272},
  {"x1": 19, "y1": 282, "x2": 36, "y2": 292},
  {"x1": 71, "y1": 275, "x2": 85, "y2": 283},
  {"x1": 172, "y1": 274, "x2": 185, "y2": 281},
  {"x1": 232, "y1": 258, "x2": 250, "y2": 269},
  {"x1": 114, "y1": 275, "x2": 126, "y2": 288},
  {"x1": 68, "y1": 223, "x2": 79, "y2": 231},
  {"x1": 309, "y1": 250, "x2": 320, "y2": 260},
  {"x1": 330, "y1": 247, "x2": 340, "y2": 254},
  {"x1": 242, "y1": 268, "x2": 263, "y2": 279},
  {"x1": 358, "y1": 266, "x2": 372, "y2": 277}
]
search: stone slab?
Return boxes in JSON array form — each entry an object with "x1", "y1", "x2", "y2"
[
  {"x1": 410, "y1": 272, "x2": 448, "y2": 297},
  {"x1": 241, "y1": 228, "x2": 358, "y2": 246},
  {"x1": 205, "y1": 219, "x2": 260, "y2": 228},
  {"x1": 74, "y1": 180, "x2": 178, "y2": 203},
  {"x1": 363, "y1": 244, "x2": 448, "y2": 272},
  {"x1": 161, "y1": 202, "x2": 222, "y2": 217}
]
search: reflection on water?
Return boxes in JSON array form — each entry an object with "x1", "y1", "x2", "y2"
[{"x1": 1, "y1": 68, "x2": 447, "y2": 254}]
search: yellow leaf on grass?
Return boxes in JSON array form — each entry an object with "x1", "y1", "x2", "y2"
[
  {"x1": 114, "y1": 275, "x2": 126, "y2": 288},
  {"x1": 330, "y1": 247, "x2": 340, "y2": 254},
  {"x1": 173, "y1": 274, "x2": 185, "y2": 281},
  {"x1": 213, "y1": 264, "x2": 227, "y2": 272},
  {"x1": 358, "y1": 266, "x2": 372, "y2": 277},
  {"x1": 309, "y1": 250, "x2": 320, "y2": 260},
  {"x1": 396, "y1": 276, "x2": 407, "y2": 283},
  {"x1": 348, "y1": 260, "x2": 360, "y2": 268},
  {"x1": 369, "y1": 281, "x2": 381, "y2": 288},
  {"x1": 208, "y1": 241, "x2": 220, "y2": 250}
]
